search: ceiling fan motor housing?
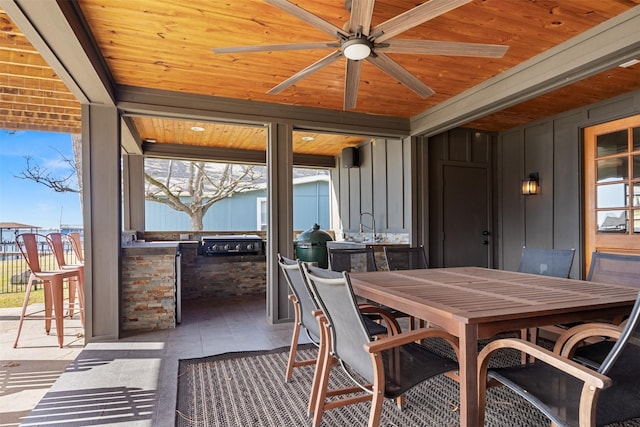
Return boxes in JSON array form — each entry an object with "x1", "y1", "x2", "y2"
[{"x1": 342, "y1": 37, "x2": 373, "y2": 60}]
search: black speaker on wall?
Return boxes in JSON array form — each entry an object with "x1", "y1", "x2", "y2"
[{"x1": 342, "y1": 147, "x2": 359, "y2": 168}]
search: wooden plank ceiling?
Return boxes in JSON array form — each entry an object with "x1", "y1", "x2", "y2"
[
  {"x1": 131, "y1": 117, "x2": 368, "y2": 156},
  {"x1": 2, "y1": 1, "x2": 640, "y2": 157}
]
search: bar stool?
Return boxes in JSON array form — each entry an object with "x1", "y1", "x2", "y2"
[
  {"x1": 14, "y1": 233, "x2": 82, "y2": 348},
  {"x1": 47, "y1": 232, "x2": 85, "y2": 325}
]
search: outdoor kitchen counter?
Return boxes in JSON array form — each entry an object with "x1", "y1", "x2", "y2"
[
  {"x1": 180, "y1": 243, "x2": 267, "y2": 300},
  {"x1": 121, "y1": 241, "x2": 183, "y2": 331},
  {"x1": 121, "y1": 240, "x2": 193, "y2": 250}
]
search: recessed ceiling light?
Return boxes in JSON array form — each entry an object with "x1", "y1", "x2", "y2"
[
  {"x1": 301, "y1": 136, "x2": 315, "y2": 141},
  {"x1": 191, "y1": 126, "x2": 205, "y2": 132},
  {"x1": 619, "y1": 58, "x2": 640, "y2": 68}
]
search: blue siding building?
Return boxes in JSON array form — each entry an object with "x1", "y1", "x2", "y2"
[{"x1": 145, "y1": 175, "x2": 330, "y2": 231}]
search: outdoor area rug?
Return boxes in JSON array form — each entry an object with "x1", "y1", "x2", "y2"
[{"x1": 176, "y1": 341, "x2": 640, "y2": 427}]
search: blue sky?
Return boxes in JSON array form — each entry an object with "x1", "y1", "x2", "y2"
[{"x1": 0, "y1": 129, "x2": 82, "y2": 229}]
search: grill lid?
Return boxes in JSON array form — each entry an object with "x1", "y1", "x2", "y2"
[{"x1": 296, "y1": 224, "x2": 333, "y2": 244}]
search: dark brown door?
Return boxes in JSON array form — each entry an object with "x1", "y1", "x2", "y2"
[{"x1": 442, "y1": 165, "x2": 490, "y2": 267}]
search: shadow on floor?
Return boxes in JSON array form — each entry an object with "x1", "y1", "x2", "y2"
[{"x1": 20, "y1": 387, "x2": 156, "y2": 426}]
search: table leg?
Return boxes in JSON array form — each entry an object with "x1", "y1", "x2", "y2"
[{"x1": 459, "y1": 323, "x2": 479, "y2": 427}]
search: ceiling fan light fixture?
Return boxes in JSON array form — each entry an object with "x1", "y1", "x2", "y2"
[
  {"x1": 343, "y1": 38, "x2": 372, "y2": 60},
  {"x1": 619, "y1": 58, "x2": 640, "y2": 68}
]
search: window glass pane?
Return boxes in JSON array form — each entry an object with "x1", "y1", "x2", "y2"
[
  {"x1": 633, "y1": 127, "x2": 640, "y2": 152},
  {"x1": 596, "y1": 183, "x2": 628, "y2": 209},
  {"x1": 258, "y1": 198, "x2": 267, "y2": 231},
  {"x1": 634, "y1": 183, "x2": 640, "y2": 207},
  {"x1": 596, "y1": 157, "x2": 628, "y2": 182},
  {"x1": 597, "y1": 129, "x2": 628, "y2": 156},
  {"x1": 597, "y1": 210, "x2": 627, "y2": 233},
  {"x1": 635, "y1": 210, "x2": 640, "y2": 234},
  {"x1": 144, "y1": 158, "x2": 265, "y2": 231},
  {"x1": 634, "y1": 155, "x2": 640, "y2": 179}
]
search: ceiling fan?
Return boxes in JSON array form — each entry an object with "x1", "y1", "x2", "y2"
[{"x1": 212, "y1": 0, "x2": 509, "y2": 110}]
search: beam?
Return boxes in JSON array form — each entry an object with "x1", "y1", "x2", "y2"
[
  {"x1": 142, "y1": 142, "x2": 335, "y2": 168},
  {"x1": 411, "y1": 5, "x2": 640, "y2": 136},
  {"x1": 117, "y1": 85, "x2": 410, "y2": 139}
]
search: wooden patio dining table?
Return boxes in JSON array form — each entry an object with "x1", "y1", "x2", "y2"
[{"x1": 348, "y1": 267, "x2": 639, "y2": 427}]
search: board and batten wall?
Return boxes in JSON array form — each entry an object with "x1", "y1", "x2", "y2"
[
  {"x1": 498, "y1": 88, "x2": 640, "y2": 278},
  {"x1": 331, "y1": 138, "x2": 413, "y2": 239},
  {"x1": 426, "y1": 128, "x2": 498, "y2": 268}
]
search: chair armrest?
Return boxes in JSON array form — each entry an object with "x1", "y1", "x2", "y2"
[
  {"x1": 553, "y1": 323, "x2": 623, "y2": 358},
  {"x1": 357, "y1": 304, "x2": 401, "y2": 335},
  {"x1": 364, "y1": 328, "x2": 459, "y2": 358},
  {"x1": 478, "y1": 338, "x2": 612, "y2": 390}
]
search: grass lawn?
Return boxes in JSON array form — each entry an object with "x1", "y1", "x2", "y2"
[
  {"x1": 1, "y1": 254, "x2": 58, "y2": 309},
  {"x1": 0, "y1": 288, "x2": 45, "y2": 309}
]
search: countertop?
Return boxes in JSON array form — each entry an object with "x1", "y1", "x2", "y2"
[{"x1": 121, "y1": 240, "x2": 193, "y2": 253}]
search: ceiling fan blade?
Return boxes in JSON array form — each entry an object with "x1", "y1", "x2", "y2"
[
  {"x1": 344, "y1": 59, "x2": 363, "y2": 110},
  {"x1": 213, "y1": 42, "x2": 338, "y2": 54},
  {"x1": 366, "y1": 52, "x2": 435, "y2": 98},
  {"x1": 265, "y1": 0, "x2": 349, "y2": 39},
  {"x1": 268, "y1": 51, "x2": 343, "y2": 95},
  {"x1": 347, "y1": 0, "x2": 376, "y2": 36},
  {"x1": 379, "y1": 39, "x2": 509, "y2": 58},
  {"x1": 373, "y1": 0, "x2": 471, "y2": 43}
]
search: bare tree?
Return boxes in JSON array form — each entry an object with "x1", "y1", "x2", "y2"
[
  {"x1": 144, "y1": 160, "x2": 260, "y2": 230},
  {"x1": 15, "y1": 153, "x2": 80, "y2": 193},
  {"x1": 18, "y1": 140, "x2": 260, "y2": 230}
]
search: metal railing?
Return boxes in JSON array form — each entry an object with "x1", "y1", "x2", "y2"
[{"x1": 0, "y1": 239, "x2": 80, "y2": 294}]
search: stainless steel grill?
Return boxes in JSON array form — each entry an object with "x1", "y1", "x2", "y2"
[{"x1": 200, "y1": 235, "x2": 263, "y2": 256}]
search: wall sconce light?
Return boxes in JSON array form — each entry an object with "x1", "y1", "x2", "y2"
[{"x1": 521, "y1": 172, "x2": 539, "y2": 195}]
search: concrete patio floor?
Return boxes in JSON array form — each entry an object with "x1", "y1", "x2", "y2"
[{"x1": 0, "y1": 295, "x2": 301, "y2": 426}]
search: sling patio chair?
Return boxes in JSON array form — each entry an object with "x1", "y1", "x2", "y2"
[
  {"x1": 302, "y1": 263, "x2": 459, "y2": 427},
  {"x1": 517, "y1": 247, "x2": 575, "y2": 347},
  {"x1": 277, "y1": 254, "x2": 398, "y2": 382},
  {"x1": 328, "y1": 246, "x2": 415, "y2": 329},
  {"x1": 384, "y1": 245, "x2": 429, "y2": 329},
  {"x1": 327, "y1": 246, "x2": 377, "y2": 273},
  {"x1": 384, "y1": 246, "x2": 429, "y2": 271},
  {"x1": 552, "y1": 251, "x2": 640, "y2": 369},
  {"x1": 478, "y1": 291, "x2": 640, "y2": 427},
  {"x1": 14, "y1": 233, "x2": 83, "y2": 348},
  {"x1": 587, "y1": 251, "x2": 640, "y2": 287},
  {"x1": 517, "y1": 246, "x2": 575, "y2": 278}
]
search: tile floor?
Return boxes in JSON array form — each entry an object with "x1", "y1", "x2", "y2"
[{"x1": 0, "y1": 295, "x2": 303, "y2": 426}]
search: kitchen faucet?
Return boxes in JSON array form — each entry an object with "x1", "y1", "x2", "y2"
[{"x1": 359, "y1": 212, "x2": 378, "y2": 242}]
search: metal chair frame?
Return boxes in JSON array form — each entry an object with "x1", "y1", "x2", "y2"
[{"x1": 14, "y1": 233, "x2": 82, "y2": 348}]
